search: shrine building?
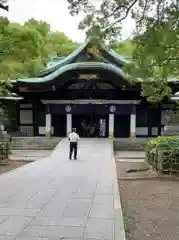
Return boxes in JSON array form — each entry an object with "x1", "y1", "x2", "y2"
[{"x1": 11, "y1": 40, "x2": 178, "y2": 138}]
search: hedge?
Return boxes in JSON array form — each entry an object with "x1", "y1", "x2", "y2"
[{"x1": 146, "y1": 136, "x2": 179, "y2": 173}]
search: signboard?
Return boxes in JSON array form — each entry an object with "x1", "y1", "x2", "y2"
[
  {"x1": 19, "y1": 87, "x2": 28, "y2": 92},
  {"x1": 78, "y1": 74, "x2": 98, "y2": 80}
]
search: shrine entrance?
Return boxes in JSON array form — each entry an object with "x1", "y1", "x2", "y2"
[{"x1": 72, "y1": 114, "x2": 109, "y2": 138}]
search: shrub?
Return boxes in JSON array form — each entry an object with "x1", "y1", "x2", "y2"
[{"x1": 146, "y1": 136, "x2": 179, "y2": 173}]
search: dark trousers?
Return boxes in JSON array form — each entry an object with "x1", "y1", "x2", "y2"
[{"x1": 69, "y1": 142, "x2": 77, "y2": 159}]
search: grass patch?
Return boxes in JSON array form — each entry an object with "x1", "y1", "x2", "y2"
[{"x1": 123, "y1": 214, "x2": 130, "y2": 232}]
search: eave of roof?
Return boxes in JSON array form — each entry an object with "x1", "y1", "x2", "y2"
[
  {"x1": 10, "y1": 76, "x2": 179, "y2": 85},
  {"x1": 15, "y1": 61, "x2": 129, "y2": 84}
]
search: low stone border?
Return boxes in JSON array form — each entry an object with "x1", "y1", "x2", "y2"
[
  {"x1": 113, "y1": 166, "x2": 126, "y2": 240},
  {"x1": 51, "y1": 138, "x2": 65, "y2": 153},
  {"x1": 111, "y1": 140, "x2": 126, "y2": 240},
  {"x1": 118, "y1": 175, "x2": 179, "y2": 181}
]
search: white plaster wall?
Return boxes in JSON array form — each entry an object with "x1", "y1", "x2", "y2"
[
  {"x1": 161, "y1": 110, "x2": 166, "y2": 125},
  {"x1": 136, "y1": 127, "x2": 148, "y2": 135},
  {"x1": 20, "y1": 110, "x2": 33, "y2": 124},
  {"x1": 20, "y1": 126, "x2": 33, "y2": 136},
  {"x1": 39, "y1": 126, "x2": 54, "y2": 135},
  {"x1": 151, "y1": 127, "x2": 158, "y2": 136}
]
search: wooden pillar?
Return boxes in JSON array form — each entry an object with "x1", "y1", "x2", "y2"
[
  {"x1": 130, "y1": 105, "x2": 136, "y2": 137},
  {"x1": 45, "y1": 104, "x2": 51, "y2": 137},
  {"x1": 108, "y1": 114, "x2": 114, "y2": 138},
  {"x1": 66, "y1": 113, "x2": 72, "y2": 136}
]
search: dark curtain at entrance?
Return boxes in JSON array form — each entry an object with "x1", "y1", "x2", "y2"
[
  {"x1": 72, "y1": 114, "x2": 108, "y2": 137},
  {"x1": 114, "y1": 115, "x2": 130, "y2": 137},
  {"x1": 52, "y1": 115, "x2": 66, "y2": 137}
]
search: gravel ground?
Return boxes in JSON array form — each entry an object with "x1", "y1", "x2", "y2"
[
  {"x1": 0, "y1": 161, "x2": 26, "y2": 175},
  {"x1": 116, "y1": 161, "x2": 152, "y2": 179},
  {"x1": 116, "y1": 161, "x2": 179, "y2": 240}
]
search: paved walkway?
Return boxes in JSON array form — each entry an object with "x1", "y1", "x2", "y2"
[{"x1": 0, "y1": 138, "x2": 125, "y2": 240}]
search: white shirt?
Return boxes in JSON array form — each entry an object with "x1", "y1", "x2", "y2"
[{"x1": 68, "y1": 132, "x2": 80, "y2": 143}]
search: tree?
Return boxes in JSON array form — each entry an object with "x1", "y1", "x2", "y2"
[
  {"x1": 0, "y1": 19, "x2": 47, "y2": 79},
  {"x1": 110, "y1": 40, "x2": 135, "y2": 58},
  {"x1": 67, "y1": 0, "x2": 179, "y2": 103},
  {"x1": 0, "y1": 18, "x2": 77, "y2": 80},
  {"x1": 0, "y1": 17, "x2": 78, "y2": 130},
  {"x1": 46, "y1": 31, "x2": 77, "y2": 57}
]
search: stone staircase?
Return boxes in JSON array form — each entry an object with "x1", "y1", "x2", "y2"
[
  {"x1": 113, "y1": 138, "x2": 150, "y2": 151},
  {"x1": 10, "y1": 137, "x2": 62, "y2": 150}
]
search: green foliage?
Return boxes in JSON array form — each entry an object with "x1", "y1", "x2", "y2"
[
  {"x1": 46, "y1": 31, "x2": 77, "y2": 57},
  {"x1": 0, "y1": 18, "x2": 76, "y2": 81},
  {"x1": 0, "y1": 17, "x2": 77, "y2": 81},
  {"x1": 123, "y1": 215, "x2": 130, "y2": 233},
  {"x1": 110, "y1": 40, "x2": 135, "y2": 57},
  {"x1": 67, "y1": 0, "x2": 179, "y2": 103},
  {"x1": 0, "y1": 21, "x2": 46, "y2": 79},
  {"x1": 146, "y1": 136, "x2": 179, "y2": 173}
]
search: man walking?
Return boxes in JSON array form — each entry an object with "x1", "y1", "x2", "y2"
[{"x1": 68, "y1": 128, "x2": 80, "y2": 160}]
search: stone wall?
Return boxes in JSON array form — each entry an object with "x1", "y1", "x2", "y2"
[
  {"x1": 11, "y1": 137, "x2": 62, "y2": 150},
  {"x1": 113, "y1": 138, "x2": 149, "y2": 151}
]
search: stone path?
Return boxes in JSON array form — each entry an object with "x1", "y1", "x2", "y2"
[{"x1": 0, "y1": 138, "x2": 125, "y2": 240}]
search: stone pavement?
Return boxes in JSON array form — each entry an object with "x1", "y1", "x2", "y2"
[{"x1": 0, "y1": 138, "x2": 125, "y2": 240}]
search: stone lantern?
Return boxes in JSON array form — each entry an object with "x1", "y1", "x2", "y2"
[{"x1": 163, "y1": 92, "x2": 179, "y2": 136}]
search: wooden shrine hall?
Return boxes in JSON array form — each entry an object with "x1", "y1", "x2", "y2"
[{"x1": 11, "y1": 40, "x2": 179, "y2": 138}]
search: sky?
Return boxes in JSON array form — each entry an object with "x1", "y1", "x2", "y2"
[{"x1": 0, "y1": 0, "x2": 135, "y2": 42}]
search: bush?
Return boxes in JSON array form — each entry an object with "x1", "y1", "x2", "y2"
[{"x1": 146, "y1": 136, "x2": 179, "y2": 173}]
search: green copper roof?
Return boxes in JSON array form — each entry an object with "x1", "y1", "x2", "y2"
[
  {"x1": 45, "y1": 56, "x2": 66, "y2": 69},
  {"x1": 39, "y1": 41, "x2": 89, "y2": 76},
  {"x1": 39, "y1": 39, "x2": 130, "y2": 76},
  {"x1": 17, "y1": 62, "x2": 129, "y2": 84}
]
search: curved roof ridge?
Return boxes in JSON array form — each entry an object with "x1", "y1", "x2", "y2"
[
  {"x1": 17, "y1": 61, "x2": 129, "y2": 84},
  {"x1": 100, "y1": 43, "x2": 130, "y2": 64},
  {"x1": 39, "y1": 40, "x2": 90, "y2": 76}
]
